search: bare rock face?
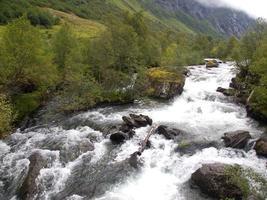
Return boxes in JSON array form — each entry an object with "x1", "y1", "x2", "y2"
[
  {"x1": 222, "y1": 130, "x2": 251, "y2": 149},
  {"x1": 191, "y1": 163, "x2": 244, "y2": 200},
  {"x1": 254, "y1": 137, "x2": 267, "y2": 157},
  {"x1": 18, "y1": 152, "x2": 48, "y2": 200}
]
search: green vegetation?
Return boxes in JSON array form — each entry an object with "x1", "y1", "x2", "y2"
[
  {"x1": 0, "y1": 95, "x2": 13, "y2": 138},
  {"x1": 229, "y1": 19, "x2": 267, "y2": 122},
  {"x1": 0, "y1": 1, "x2": 228, "y2": 137},
  {"x1": 224, "y1": 165, "x2": 267, "y2": 199}
]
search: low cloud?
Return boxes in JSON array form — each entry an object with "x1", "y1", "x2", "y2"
[{"x1": 195, "y1": 0, "x2": 228, "y2": 8}]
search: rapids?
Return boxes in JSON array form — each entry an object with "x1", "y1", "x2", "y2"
[{"x1": 0, "y1": 63, "x2": 266, "y2": 200}]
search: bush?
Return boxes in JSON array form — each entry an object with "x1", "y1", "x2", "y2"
[{"x1": 0, "y1": 95, "x2": 13, "y2": 138}]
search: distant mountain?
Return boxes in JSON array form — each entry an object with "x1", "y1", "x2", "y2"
[{"x1": 139, "y1": 0, "x2": 255, "y2": 37}]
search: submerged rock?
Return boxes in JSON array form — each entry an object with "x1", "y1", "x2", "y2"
[
  {"x1": 176, "y1": 140, "x2": 220, "y2": 155},
  {"x1": 18, "y1": 152, "x2": 49, "y2": 200},
  {"x1": 222, "y1": 130, "x2": 251, "y2": 149},
  {"x1": 52, "y1": 152, "x2": 137, "y2": 199},
  {"x1": 191, "y1": 163, "x2": 244, "y2": 200},
  {"x1": 254, "y1": 137, "x2": 267, "y2": 157}
]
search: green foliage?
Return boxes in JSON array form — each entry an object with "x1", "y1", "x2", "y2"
[
  {"x1": 224, "y1": 165, "x2": 250, "y2": 198},
  {"x1": 0, "y1": 16, "x2": 58, "y2": 122},
  {"x1": 224, "y1": 165, "x2": 267, "y2": 199},
  {"x1": 0, "y1": 0, "x2": 58, "y2": 27},
  {"x1": 13, "y1": 91, "x2": 41, "y2": 121},
  {"x1": 232, "y1": 19, "x2": 267, "y2": 121},
  {"x1": 53, "y1": 24, "x2": 76, "y2": 70},
  {"x1": 0, "y1": 95, "x2": 13, "y2": 138},
  {"x1": 0, "y1": 6, "x2": 228, "y2": 136},
  {"x1": 1, "y1": 16, "x2": 58, "y2": 93}
]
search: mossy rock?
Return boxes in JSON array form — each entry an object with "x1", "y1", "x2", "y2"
[
  {"x1": 191, "y1": 163, "x2": 267, "y2": 200},
  {"x1": 146, "y1": 67, "x2": 185, "y2": 99}
]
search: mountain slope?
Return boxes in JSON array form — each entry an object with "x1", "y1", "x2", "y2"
[
  {"x1": 145, "y1": 0, "x2": 254, "y2": 37},
  {"x1": 0, "y1": 0, "x2": 254, "y2": 37}
]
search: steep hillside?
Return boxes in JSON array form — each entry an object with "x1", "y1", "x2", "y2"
[
  {"x1": 0, "y1": 0, "x2": 254, "y2": 37},
  {"x1": 146, "y1": 0, "x2": 254, "y2": 37}
]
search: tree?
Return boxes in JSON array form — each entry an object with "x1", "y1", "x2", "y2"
[
  {"x1": 2, "y1": 16, "x2": 58, "y2": 93},
  {"x1": 53, "y1": 24, "x2": 76, "y2": 71}
]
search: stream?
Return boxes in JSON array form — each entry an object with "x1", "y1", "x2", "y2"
[{"x1": 0, "y1": 63, "x2": 266, "y2": 200}]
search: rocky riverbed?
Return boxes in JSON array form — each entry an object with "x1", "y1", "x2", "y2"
[{"x1": 0, "y1": 63, "x2": 266, "y2": 200}]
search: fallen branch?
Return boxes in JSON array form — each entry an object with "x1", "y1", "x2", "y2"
[
  {"x1": 129, "y1": 125, "x2": 158, "y2": 168},
  {"x1": 136, "y1": 125, "x2": 158, "y2": 156}
]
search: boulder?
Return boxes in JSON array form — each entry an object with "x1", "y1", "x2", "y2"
[
  {"x1": 206, "y1": 60, "x2": 219, "y2": 68},
  {"x1": 146, "y1": 67, "x2": 185, "y2": 99},
  {"x1": 110, "y1": 114, "x2": 152, "y2": 144},
  {"x1": 254, "y1": 137, "x2": 267, "y2": 157},
  {"x1": 156, "y1": 125, "x2": 182, "y2": 140},
  {"x1": 122, "y1": 116, "x2": 136, "y2": 128},
  {"x1": 18, "y1": 152, "x2": 48, "y2": 200},
  {"x1": 122, "y1": 114, "x2": 152, "y2": 129},
  {"x1": 222, "y1": 130, "x2": 251, "y2": 149},
  {"x1": 110, "y1": 132, "x2": 129, "y2": 144},
  {"x1": 191, "y1": 163, "x2": 244, "y2": 200}
]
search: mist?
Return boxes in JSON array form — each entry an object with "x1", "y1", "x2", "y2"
[{"x1": 195, "y1": 0, "x2": 228, "y2": 7}]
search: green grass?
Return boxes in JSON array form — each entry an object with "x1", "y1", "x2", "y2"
[{"x1": 43, "y1": 8, "x2": 106, "y2": 39}]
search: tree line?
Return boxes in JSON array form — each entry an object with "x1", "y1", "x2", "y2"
[{"x1": 0, "y1": 11, "x2": 228, "y2": 138}]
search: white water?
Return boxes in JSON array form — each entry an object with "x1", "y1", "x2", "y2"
[
  {"x1": 0, "y1": 63, "x2": 266, "y2": 200},
  {"x1": 92, "y1": 63, "x2": 266, "y2": 200}
]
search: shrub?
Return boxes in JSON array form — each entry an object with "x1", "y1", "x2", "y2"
[{"x1": 0, "y1": 95, "x2": 13, "y2": 138}]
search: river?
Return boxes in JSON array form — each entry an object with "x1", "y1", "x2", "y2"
[{"x1": 0, "y1": 63, "x2": 266, "y2": 200}]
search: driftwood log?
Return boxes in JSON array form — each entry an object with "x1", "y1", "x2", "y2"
[
  {"x1": 136, "y1": 125, "x2": 158, "y2": 155},
  {"x1": 129, "y1": 125, "x2": 158, "y2": 168}
]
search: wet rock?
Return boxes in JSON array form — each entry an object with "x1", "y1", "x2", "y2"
[
  {"x1": 110, "y1": 132, "x2": 129, "y2": 144},
  {"x1": 216, "y1": 87, "x2": 235, "y2": 96},
  {"x1": 254, "y1": 137, "x2": 267, "y2": 157},
  {"x1": 122, "y1": 116, "x2": 136, "y2": 128},
  {"x1": 18, "y1": 152, "x2": 48, "y2": 200},
  {"x1": 222, "y1": 130, "x2": 251, "y2": 149},
  {"x1": 119, "y1": 123, "x2": 132, "y2": 133},
  {"x1": 52, "y1": 152, "x2": 137, "y2": 199},
  {"x1": 206, "y1": 60, "x2": 219, "y2": 68},
  {"x1": 183, "y1": 69, "x2": 191, "y2": 77},
  {"x1": 110, "y1": 114, "x2": 152, "y2": 144},
  {"x1": 61, "y1": 139, "x2": 95, "y2": 162},
  {"x1": 122, "y1": 114, "x2": 153, "y2": 128},
  {"x1": 156, "y1": 125, "x2": 182, "y2": 140},
  {"x1": 191, "y1": 163, "x2": 244, "y2": 200}
]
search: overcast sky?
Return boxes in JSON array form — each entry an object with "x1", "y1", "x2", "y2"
[{"x1": 198, "y1": 0, "x2": 267, "y2": 19}]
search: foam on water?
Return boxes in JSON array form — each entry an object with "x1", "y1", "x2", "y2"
[
  {"x1": 94, "y1": 63, "x2": 266, "y2": 200},
  {"x1": 0, "y1": 63, "x2": 266, "y2": 200}
]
